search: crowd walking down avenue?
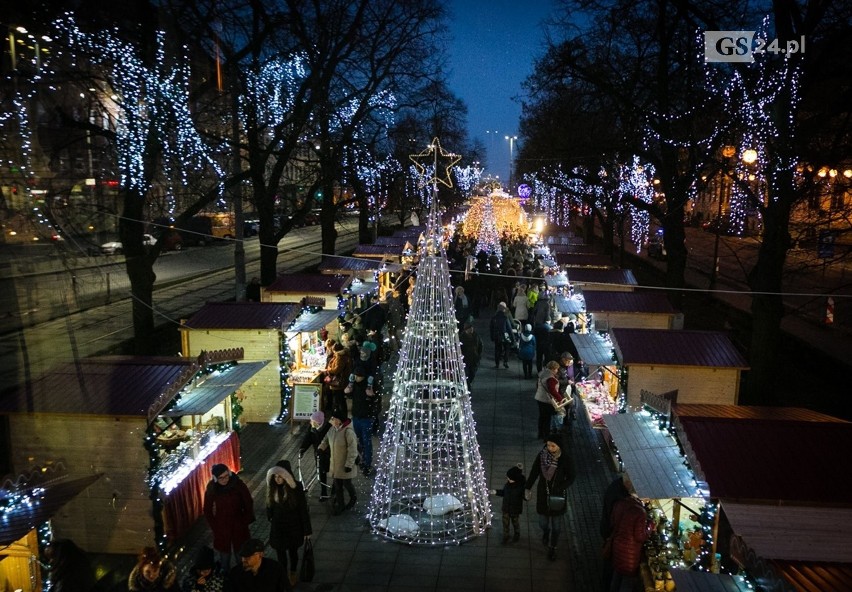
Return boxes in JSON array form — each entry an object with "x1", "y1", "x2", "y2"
[{"x1": 166, "y1": 306, "x2": 618, "y2": 592}]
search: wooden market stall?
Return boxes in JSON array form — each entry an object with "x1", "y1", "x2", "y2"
[
  {"x1": 0, "y1": 472, "x2": 101, "y2": 592},
  {"x1": 285, "y1": 308, "x2": 344, "y2": 423},
  {"x1": 671, "y1": 404, "x2": 852, "y2": 591},
  {"x1": 353, "y1": 242, "x2": 415, "y2": 267},
  {"x1": 570, "y1": 332, "x2": 620, "y2": 426},
  {"x1": 180, "y1": 302, "x2": 302, "y2": 423},
  {"x1": 582, "y1": 290, "x2": 683, "y2": 332},
  {"x1": 611, "y1": 328, "x2": 749, "y2": 409},
  {"x1": 0, "y1": 350, "x2": 263, "y2": 554},
  {"x1": 264, "y1": 273, "x2": 351, "y2": 310},
  {"x1": 602, "y1": 408, "x2": 755, "y2": 591},
  {"x1": 317, "y1": 255, "x2": 403, "y2": 298},
  {"x1": 567, "y1": 268, "x2": 638, "y2": 293}
]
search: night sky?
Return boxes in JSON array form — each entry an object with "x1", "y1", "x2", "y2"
[{"x1": 447, "y1": 0, "x2": 556, "y2": 182}]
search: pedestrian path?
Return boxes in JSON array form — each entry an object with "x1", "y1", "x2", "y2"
[{"x1": 173, "y1": 310, "x2": 617, "y2": 591}]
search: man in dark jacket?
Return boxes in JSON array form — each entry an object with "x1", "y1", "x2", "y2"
[
  {"x1": 459, "y1": 322, "x2": 484, "y2": 388},
  {"x1": 204, "y1": 464, "x2": 255, "y2": 574},
  {"x1": 489, "y1": 302, "x2": 513, "y2": 369},
  {"x1": 226, "y1": 539, "x2": 291, "y2": 592}
]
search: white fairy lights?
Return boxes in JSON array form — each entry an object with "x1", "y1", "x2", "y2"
[{"x1": 369, "y1": 140, "x2": 491, "y2": 545}]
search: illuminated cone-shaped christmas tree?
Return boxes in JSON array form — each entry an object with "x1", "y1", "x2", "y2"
[
  {"x1": 369, "y1": 139, "x2": 491, "y2": 544},
  {"x1": 475, "y1": 195, "x2": 502, "y2": 262}
]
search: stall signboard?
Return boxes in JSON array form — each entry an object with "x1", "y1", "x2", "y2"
[{"x1": 292, "y1": 383, "x2": 321, "y2": 421}]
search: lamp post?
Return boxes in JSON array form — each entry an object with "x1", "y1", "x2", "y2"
[
  {"x1": 505, "y1": 135, "x2": 517, "y2": 189},
  {"x1": 710, "y1": 146, "x2": 737, "y2": 289}
]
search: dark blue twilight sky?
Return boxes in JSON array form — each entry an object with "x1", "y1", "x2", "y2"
[{"x1": 447, "y1": 0, "x2": 556, "y2": 183}]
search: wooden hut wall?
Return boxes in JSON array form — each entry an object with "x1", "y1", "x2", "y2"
[
  {"x1": 264, "y1": 291, "x2": 338, "y2": 309},
  {"x1": 577, "y1": 282, "x2": 634, "y2": 293},
  {"x1": 184, "y1": 329, "x2": 281, "y2": 423},
  {"x1": 8, "y1": 414, "x2": 151, "y2": 555},
  {"x1": 0, "y1": 531, "x2": 42, "y2": 592},
  {"x1": 626, "y1": 366, "x2": 740, "y2": 408},
  {"x1": 595, "y1": 311, "x2": 676, "y2": 331}
]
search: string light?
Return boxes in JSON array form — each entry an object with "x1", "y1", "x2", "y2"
[{"x1": 369, "y1": 140, "x2": 491, "y2": 544}]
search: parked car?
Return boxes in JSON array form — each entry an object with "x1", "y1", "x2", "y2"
[
  {"x1": 646, "y1": 230, "x2": 666, "y2": 260},
  {"x1": 100, "y1": 233, "x2": 156, "y2": 255}
]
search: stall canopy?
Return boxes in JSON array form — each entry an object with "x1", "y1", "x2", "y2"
[
  {"x1": 162, "y1": 361, "x2": 269, "y2": 417},
  {"x1": 349, "y1": 280, "x2": 380, "y2": 297},
  {"x1": 567, "y1": 269, "x2": 638, "y2": 290},
  {"x1": 569, "y1": 333, "x2": 613, "y2": 366},
  {"x1": 555, "y1": 294, "x2": 585, "y2": 315},
  {"x1": 288, "y1": 309, "x2": 341, "y2": 333},
  {"x1": 266, "y1": 273, "x2": 352, "y2": 295},
  {"x1": 0, "y1": 350, "x2": 257, "y2": 423},
  {"x1": 0, "y1": 474, "x2": 102, "y2": 546},
  {"x1": 669, "y1": 568, "x2": 752, "y2": 592},
  {"x1": 544, "y1": 273, "x2": 569, "y2": 288},
  {"x1": 603, "y1": 412, "x2": 700, "y2": 499}
]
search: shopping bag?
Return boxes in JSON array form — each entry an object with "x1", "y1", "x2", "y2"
[{"x1": 300, "y1": 539, "x2": 315, "y2": 582}]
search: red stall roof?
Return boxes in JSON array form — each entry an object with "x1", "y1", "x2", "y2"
[
  {"x1": 266, "y1": 273, "x2": 351, "y2": 294},
  {"x1": 566, "y1": 268, "x2": 638, "y2": 287},
  {"x1": 182, "y1": 302, "x2": 301, "y2": 330},
  {"x1": 583, "y1": 290, "x2": 677, "y2": 314},
  {"x1": 674, "y1": 415, "x2": 852, "y2": 504},
  {"x1": 612, "y1": 328, "x2": 749, "y2": 368}
]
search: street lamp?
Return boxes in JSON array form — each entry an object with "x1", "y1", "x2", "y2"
[{"x1": 505, "y1": 135, "x2": 517, "y2": 189}]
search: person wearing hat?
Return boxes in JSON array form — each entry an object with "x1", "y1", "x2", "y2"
[
  {"x1": 525, "y1": 433, "x2": 577, "y2": 561},
  {"x1": 202, "y1": 464, "x2": 254, "y2": 574},
  {"x1": 319, "y1": 411, "x2": 358, "y2": 515},
  {"x1": 459, "y1": 321, "x2": 483, "y2": 389},
  {"x1": 347, "y1": 366, "x2": 377, "y2": 477},
  {"x1": 226, "y1": 539, "x2": 290, "y2": 591},
  {"x1": 299, "y1": 411, "x2": 331, "y2": 501},
  {"x1": 265, "y1": 461, "x2": 311, "y2": 587},
  {"x1": 517, "y1": 323, "x2": 537, "y2": 379},
  {"x1": 181, "y1": 546, "x2": 224, "y2": 591},
  {"x1": 489, "y1": 464, "x2": 526, "y2": 544}
]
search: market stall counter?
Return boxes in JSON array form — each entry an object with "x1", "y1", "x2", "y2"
[{"x1": 570, "y1": 332, "x2": 620, "y2": 426}]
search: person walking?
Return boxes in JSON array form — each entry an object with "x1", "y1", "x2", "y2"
[
  {"x1": 512, "y1": 283, "x2": 529, "y2": 323},
  {"x1": 346, "y1": 366, "x2": 377, "y2": 476},
  {"x1": 128, "y1": 547, "x2": 178, "y2": 591},
  {"x1": 532, "y1": 320, "x2": 552, "y2": 373},
  {"x1": 226, "y1": 539, "x2": 291, "y2": 592},
  {"x1": 265, "y1": 461, "x2": 312, "y2": 588},
  {"x1": 608, "y1": 494, "x2": 651, "y2": 591},
  {"x1": 489, "y1": 464, "x2": 526, "y2": 544},
  {"x1": 600, "y1": 474, "x2": 632, "y2": 592},
  {"x1": 517, "y1": 323, "x2": 537, "y2": 379},
  {"x1": 524, "y1": 433, "x2": 576, "y2": 561},
  {"x1": 534, "y1": 361, "x2": 568, "y2": 440},
  {"x1": 489, "y1": 302, "x2": 514, "y2": 369},
  {"x1": 454, "y1": 285, "x2": 470, "y2": 327},
  {"x1": 320, "y1": 411, "x2": 359, "y2": 515},
  {"x1": 181, "y1": 547, "x2": 224, "y2": 592},
  {"x1": 203, "y1": 464, "x2": 254, "y2": 574},
  {"x1": 459, "y1": 321, "x2": 484, "y2": 389},
  {"x1": 299, "y1": 411, "x2": 332, "y2": 501}
]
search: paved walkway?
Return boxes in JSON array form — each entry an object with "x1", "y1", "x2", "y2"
[{"x1": 174, "y1": 310, "x2": 616, "y2": 592}]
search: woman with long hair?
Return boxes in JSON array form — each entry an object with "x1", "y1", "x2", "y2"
[
  {"x1": 266, "y1": 461, "x2": 312, "y2": 588},
  {"x1": 127, "y1": 546, "x2": 177, "y2": 591}
]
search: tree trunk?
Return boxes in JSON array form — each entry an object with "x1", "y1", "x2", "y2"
[
  {"x1": 320, "y1": 182, "x2": 338, "y2": 255},
  {"x1": 255, "y1": 188, "x2": 279, "y2": 285},
  {"x1": 744, "y1": 195, "x2": 792, "y2": 405},
  {"x1": 120, "y1": 191, "x2": 157, "y2": 354}
]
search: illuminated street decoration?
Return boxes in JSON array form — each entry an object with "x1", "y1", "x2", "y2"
[{"x1": 369, "y1": 140, "x2": 490, "y2": 544}]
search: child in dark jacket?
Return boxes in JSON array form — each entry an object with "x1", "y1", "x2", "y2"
[{"x1": 490, "y1": 464, "x2": 526, "y2": 544}]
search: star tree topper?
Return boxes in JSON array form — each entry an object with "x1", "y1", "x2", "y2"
[{"x1": 409, "y1": 137, "x2": 462, "y2": 188}]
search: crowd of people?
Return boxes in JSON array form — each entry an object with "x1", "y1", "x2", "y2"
[{"x1": 45, "y1": 229, "x2": 651, "y2": 592}]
